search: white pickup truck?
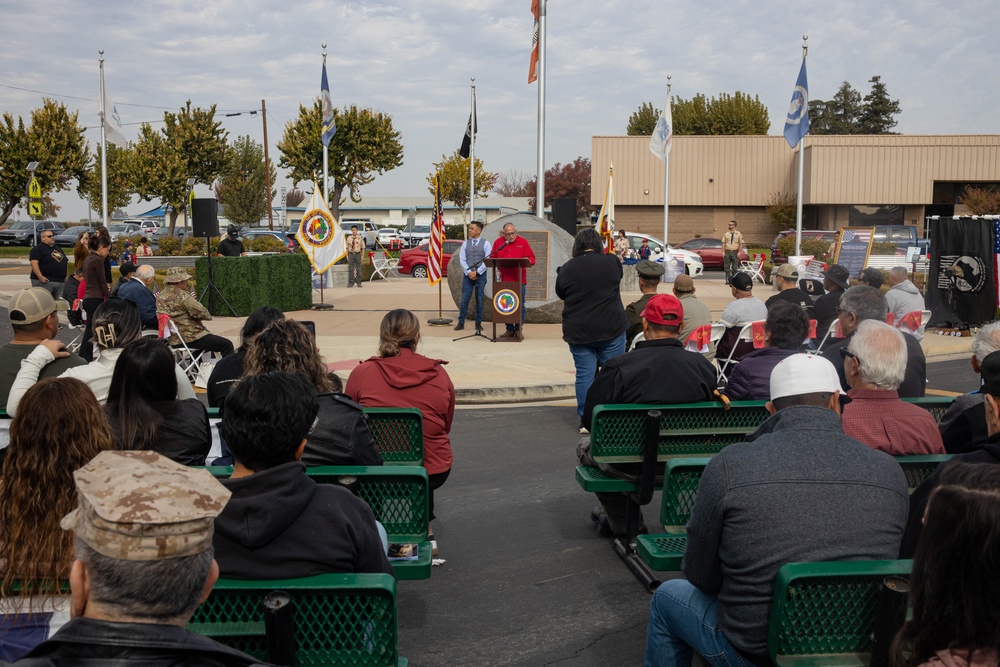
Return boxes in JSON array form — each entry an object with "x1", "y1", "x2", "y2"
[{"x1": 398, "y1": 224, "x2": 431, "y2": 248}]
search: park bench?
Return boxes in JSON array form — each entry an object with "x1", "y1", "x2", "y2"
[
  {"x1": 188, "y1": 572, "x2": 407, "y2": 666},
  {"x1": 207, "y1": 465, "x2": 431, "y2": 580}
]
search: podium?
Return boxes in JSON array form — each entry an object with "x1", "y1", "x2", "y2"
[{"x1": 485, "y1": 257, "x2": 531, "y2": 342}]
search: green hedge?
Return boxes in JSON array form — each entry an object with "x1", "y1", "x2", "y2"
[{"x1": 194, "y1": 254, "x2": 312, "y2": 316}]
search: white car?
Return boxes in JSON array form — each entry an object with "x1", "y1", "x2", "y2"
[
  {"x1": 623, "y1": 232, "x2": 704, "y2": 277},
  {"x1": 107, "y1": 222, "x2": 143, "y2": 241},
  {"x1": 377, "y1": 228, "x2": 402, "y2": 244}
]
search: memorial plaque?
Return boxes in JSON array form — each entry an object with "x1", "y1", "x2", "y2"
[
  {"x1": 521, "y1": 230, "x2": 549, "y2": 301},
  {"x1": 833, "y1": 227, "x2": 874, "y2": 280}
]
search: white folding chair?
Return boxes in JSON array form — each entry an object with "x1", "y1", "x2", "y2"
[
  {"x1": 369, "y1": 251, "x2": 399, "y2": 282},
  {"x1": 157, "y1": 314, "x2": 205, "y2": 384},
  {"x1": 738, "y1": 254, "x2": 766, "y2": 283},
  {"x1": 628, "y1": 331, "x2": 645, "y2": 352},
  {"x1": 716, "y1": 321, "x2": 759, "y2": 384},
  {"x1": 816, "y1": 319, "x2": 843, "y2": 353}
]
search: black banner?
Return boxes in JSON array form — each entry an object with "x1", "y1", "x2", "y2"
[{"x1": 926, "y1": 218, "x2": 996, "y2": 327}]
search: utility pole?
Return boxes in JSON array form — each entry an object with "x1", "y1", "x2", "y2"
[{"x1": 262, "y1": 99, "x2": 274, "y2": 230}]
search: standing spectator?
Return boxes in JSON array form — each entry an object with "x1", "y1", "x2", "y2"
[
  {"x1": 814, "y1": 264, "x2": 850, "y2": 342},
  {"x1": 134, "y1": 236, "x2": 154, "y2": 262},
  {"x1": 715, "y1": 271, "x2": 768, "y2": 369},
  {"x1": 938, "y1": 322, "x2": 1000, "y2": 454},
  {"x1": 119, "y1": 240, "x2": 133, "y2": 265},
  {"x1": 206, "y1": 306, "x2": 285, "y2": 408},
  {"x1": 104, "y1": 338, "x2": 211, "y2": 467},
  {"x1": 454, "y1": 221, "x2": 491, "y2": 332},
  {"x1": 78, "y1": 236, "x2": 111, "y2": 362},
  {"x1": 637, "y1": 237, "x2": 652, "y2": 260},
  {"x1": 555, "y1": 228, "x2": 629, "y2": 432},
  {"x1": 157, "y1": 267, "x2": 235, "y2": 357},
  {"x1": 28, "y1": 230, "x2": 67, "y2": 298},
  {"x1": 0, "y1": 378, "x2": 113, "y2": 659},
  {"x1": 614, "y1": 229, "x2": 629, "y2": 259},
  {"x1": 765, "y1": 263, "x2": 815, "y2": 319},
  {"x1": 492, "y1": 222, "x2": 536, "y2": 338},
  {"x1": 721, "y1": 220, "x2": 745, "y2": 284},
  {"x1": 72, "y1": 230, "x2": 90, "y2": 275},
  {"x1": 217, "y1": 225, "x2": 245, "y2": 257},
  {"x1": 118, "y1": 264, "x2": 158, "y2": 330},
  {"x1": 347, "y1": 309, "x2": 455, "y2": 555},
  {"x1": 624, "y1": 260, "x2": 663, "y2": 350},
  {"x1": 724, "y1": 301, "x2": 809, "y2": 401},
  {"x1": 884, "y1": 266, "x2": 926, "y2": 339},
  {"x1": 345, "y1": 225, "x2": 364, "y2": 287}
]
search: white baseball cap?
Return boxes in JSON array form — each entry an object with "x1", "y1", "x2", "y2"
[{"x1": 769, "y1": 353, "x2": 851, "y2": 403}]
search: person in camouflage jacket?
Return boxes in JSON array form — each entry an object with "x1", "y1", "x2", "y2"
[{"x1": 156, "y1": 267, "x2": 234, "y2": 357}]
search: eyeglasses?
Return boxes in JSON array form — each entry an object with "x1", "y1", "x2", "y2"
[{"x1": 840, "y1": 348, "x2": 860, "y2": 365}]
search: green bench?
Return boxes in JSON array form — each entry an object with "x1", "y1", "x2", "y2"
[
  {"x1": 188, "y1": 572, "x2": 407, "y2": 666},
  {"x1": 206, "y1": 465, "x2": 431, "y2": 580}
]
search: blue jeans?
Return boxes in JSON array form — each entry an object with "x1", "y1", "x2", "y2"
[
  {"x1": 459, "y1": 271, "x2": 487, "y2": 326},
  {"x1": 644, "y1": 579, "x2": 751, "y2": 667},
  {"x1": 506, "y1": 283, "x2": 527, "y2": 332},
  {"x1": 569, "y1": 333, "x2": 626, "y2": 419}
]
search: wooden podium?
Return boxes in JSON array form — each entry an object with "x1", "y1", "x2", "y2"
[{"x1": 485, "y1": 257, "x2": 531, "y2": 342}]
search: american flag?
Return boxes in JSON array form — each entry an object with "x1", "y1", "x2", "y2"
[
  {"x1": 428, "y1": 172, "x2": 445, "y2": 286},
  {"x1": 841, "y1": 229, "x2": 857, "y2": 243},
  {"x1": 993, "y1": 218, "x2": 1000, "y2": 306}
]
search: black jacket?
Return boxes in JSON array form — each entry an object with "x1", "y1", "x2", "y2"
[
  {"x1": 765, "y1": 287, "x2": 816, "y2": 320},
  {"x1": 214, "y1": 461, "x2": 393, "y2": 579},
  {"x1": 938, "y1": 393, "x2": 989, "y2": 454},
  {"x1": 822, "y1": 329, "x2": 926, "y2": 398},
  {"x1": 105, "y1": 398, "x2": 212, "y2": 467},
  {"x1": 555, "y1": 251, "x2": 628, "y2": 345},
  {"x1": 300, "y1": 393, "x2": 382, "y2": 467},
  {"x1": 813, "y1": 288, "x2": 844, "y2": 341},
  {"x1": 206, "y1": 349, "x2": 246, "y2": 408},
  {"x1": 0, "y1": 617, "x2": 269, "y2": 666}
]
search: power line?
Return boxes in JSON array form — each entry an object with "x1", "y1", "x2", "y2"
[{"x1": 1, "y1": 83, "x2": 269, "y2": 115}]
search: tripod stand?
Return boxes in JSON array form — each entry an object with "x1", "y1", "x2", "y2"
[{"x1": 198, "y1": 238, "x2": 236, "y2": 317}]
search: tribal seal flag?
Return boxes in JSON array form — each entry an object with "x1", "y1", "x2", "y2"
[
  {"x1": 295, "y1": 182, "x2": 345, "y2": 274},
  {"x1": 783, "y1": 55, "x2": 810, "y2": 149},
  {"x1": 493, "y1": 289, "x2": 520, "y2": 316}
]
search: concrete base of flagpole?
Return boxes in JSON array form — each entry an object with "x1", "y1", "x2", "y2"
[
  {"x1": 312, "y1": 303, "x2": 334, "y2": 310},
  {"x1": 428, "y1": 317, "x2": 453, "y2": 326}
]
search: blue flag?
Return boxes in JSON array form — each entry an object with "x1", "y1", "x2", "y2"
[
  {"x1": 321, "y1": 64, "x2": 336, "y2": 147},
  {"x1": 783, "y1": 57, "x2": 809, "y2": 148}
]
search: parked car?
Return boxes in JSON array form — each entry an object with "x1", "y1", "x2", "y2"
[
  {"x1": 623, "y1": 232, "x2": 704, "y2": 277},
  {"x1": 377, "y1": 228, "x2": 402, "y2": 244},
  {"x1": 240, "y1": 228, "x2": 296, "y2": 252},
  {"x1": 122, "y1": 218, "x2": 161, "y2": 233},
  {"x1": 397, "y1": 239, "x2": 464, "y2": 279},
  {"x1": 674, "y1": 238, "x2": 749, "y2": 269},
  {"x1": 0, "y1": 220, "x2": 65, "y2": 246},
  {"x1": 149, "y1": 226, "x2": 186, "y2": 250},
  {"x1": 54, "y1": 227, "x2": 91, "y2": 247},
  {"x1": 399, "y1": 224, "x2": 431, "y2": 248},
  {"x1": 770, "y1": 229, "x2": 840, "y2": 264},
  {"x1": 873, "y1": 225, "x2": 930, "y2": 254},
  {"x1": 107, "y1": 222, "x2": 143, "y2": 241},
  {"x1": 339, "y1": 220, "x2": 377, "y2": 248}
]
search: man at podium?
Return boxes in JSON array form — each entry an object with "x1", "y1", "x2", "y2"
[{"x1": 492, "y1": 223, "x2": 536, "y2": 338}]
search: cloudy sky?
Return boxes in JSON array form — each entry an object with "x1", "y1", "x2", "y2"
[{"x1": 2, "y1": 0, "x2": 997, "y2": 221}]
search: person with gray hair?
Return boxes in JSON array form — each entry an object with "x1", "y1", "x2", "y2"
[
  {"x1": 841, "y1": 320, "x2": 944, "y2": 455},
  {"x1": 884, "y1": 266, "x2": 926, "y2": 339},
  {"x1": 118, "y1": 263, "x2": 158, "y2": 330},
  {"x1": 938, "y1": 321, "x2": 1000, "y2": 453},
  {"x1": 822, "y1": 285, "x2": 927, "y2": 397}
]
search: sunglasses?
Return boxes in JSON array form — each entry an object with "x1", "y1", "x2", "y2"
[{"x1": 840, "y1": 348, "x2": 860, "y2": 365}]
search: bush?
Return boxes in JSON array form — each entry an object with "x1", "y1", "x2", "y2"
[
  {"x1": 111, "y1": 234, "x2": 144, "y2": 261},
  {"x1": 183, "y1": 236, "x2": 220, "y2": 256},
  {"x1": 445, "y1": 224, "x2": 465, "y2": 240},
  {"x1": 247, "y1": 235, "x2": 287, "y2": 253},
  {"x1": 778, "y1": 236, "x2": 833, "y2": 262},
  {"x1": 157, "y1": 236, "x2": 183, "y2": 256},
  {"x1": 870, "y1": 241, "x2": 899, "y2": 255},
  {"x1": 194, "y1": 254, "x2": 312, "y2": 316}
]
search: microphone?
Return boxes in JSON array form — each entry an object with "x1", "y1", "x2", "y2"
[{"x1": 490, "y1": 239, "x2": 511, "y2": 257}]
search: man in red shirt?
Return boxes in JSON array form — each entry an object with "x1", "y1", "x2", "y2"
[{"x1": 492, "y1": 222, "x2": 536, "y2": 338}]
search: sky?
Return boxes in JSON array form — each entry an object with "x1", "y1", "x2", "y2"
[{"x1": 2, "y1": 0, "x2": 998, "y2": 222}]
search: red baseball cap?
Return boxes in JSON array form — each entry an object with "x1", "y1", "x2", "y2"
[{"x1": 641, "y1": 294, "x2": 684, "y2": 326}]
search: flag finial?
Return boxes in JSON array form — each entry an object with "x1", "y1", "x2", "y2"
[
  {"x1": 802, "y1": 34, "x2": 808, "y2": 57},
  {"x1": 322, "y1": 43, "x2": 327, "y2": 64},
  {"x1": 667, "y1": 75, "x2": 672, "y2": 96}
]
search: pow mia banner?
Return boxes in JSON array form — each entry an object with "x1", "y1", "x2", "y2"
[{"x1": 926, "y1": 218, "x2": 997, "y2": 327}]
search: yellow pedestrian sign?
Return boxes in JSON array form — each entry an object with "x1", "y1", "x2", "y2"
[
  {"x1": 29, "y1": 201, "x2": 42, "y2": 216},
  {"x1": 28, "y1": 178, "x2": 41, "y2": 199}
]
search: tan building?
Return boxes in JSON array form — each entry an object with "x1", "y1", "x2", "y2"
[{"x1": 591, "y1": 134, "x2": 1000, "y2": 246}]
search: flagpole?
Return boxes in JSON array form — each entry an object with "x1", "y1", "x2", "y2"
[
  {"x1": 795, "y1": 36, "x2": 808, "y2": 258},
  {"x1": 469, "y1": 79, "x2": 476, "y2": 226},
  {"x1": 663, "y1": 76, "x2": 671, "y2": 249},
  {"x1": 535, "y1": 0, "x2": 546, "y2": 218},
  {"x1": 99, "y1": 51, "x2": 109, "y2": 227},
  {"x1": 322, "y1": 44, "x2": 329, "y2": 205}
]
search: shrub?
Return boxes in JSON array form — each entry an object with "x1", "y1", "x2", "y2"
[
  {"x1": 110, "y1": 234, "x2": 144, "y2": 261},
  {"x1": 183, "y1": 236, "x2": 220, "y2": 256},
  {"x1": 778, "y1": 236, "x2": 833, "y2": 262},
  {"x1": 870, "y1": 241, "x2": 899, "y2": 255},
  {"x1": 194, "y1": 254, "x2": 312, "y2": 316},
  {"x1": 157, "y1": 236, "x2": 183, "y2": 256},
  {"x1": 247, "y1": 235, "x2": 287, "y2": 253}
]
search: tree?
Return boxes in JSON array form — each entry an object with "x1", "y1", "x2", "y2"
[
  {"x1": 765, "y1": 192, "x2": 797, "y2": 229},
  {"x1": 427, "y1": 149, "x2": 497, "y2": 220},
  {"x1": 278, "y1": 100, "x2": 404, "y2": 220},
  {"x1": 858, "y1": 75, "x2": 901, "y2": 134},
  {"x1": 79, "y1": 144, "x2": 133, "y2": 216},
  {"x1": 811, "y1": 78, "x2": 900, "y2": 135},
  {"x1": 0, "y1": 99, "x2": 89, "y2": 225},
  {"x1": 132, "y1": 101, "x2": 229, "y2": 231},
  {"x1": 493, "y1": 169, "x2": 533, "y2": 197},
  {"x1": 961, "y1": 185, "x2": 1000, "y2": 215},
  {"x1": 525, "y1": 156, "x2": 596, "y2": 220},
  {"x1": 670, "y1": 92, "x2": 769, "y2": 135},
  {"x1": 214, "y1": 135, "x2": 276, "y2": 228},
  {"x1": 626, "y1": 102, "x2": 660, "y2": 136}
]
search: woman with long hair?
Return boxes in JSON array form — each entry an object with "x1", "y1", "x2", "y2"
[
  {"x1": 614, "y1": 229, "x2": 629, "y2": 260},
  {"x1": 0, "y1": 378, "x2": 113, "y2": 660},
  {"x1": 891, "y1": 462, "x2": 1000, "y2": 667},
  {"x1": 78, "y1": 235, "x2": 111, "y2": 361},
  {"x1": 346, "y1": 309, "x2": 455, "y2": 554},
  {"x1": 243, "y1": 319, "x2": 381, "y2": 467},
  {"x1": 207, "y1": 305, "x2": 285, "y2": 408},
  {"x1": 105, "y1": 338, "x2": 211, "y2": 466},
  {"x1": 72, "y1": 230, "x2": 89, "y2": 272}
]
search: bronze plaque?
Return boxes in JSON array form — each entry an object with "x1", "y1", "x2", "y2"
[{"x1": 521, "y1": 230, "x2": 549, "y2": 301}]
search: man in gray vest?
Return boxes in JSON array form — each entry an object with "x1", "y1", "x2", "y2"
[{"x1": 455, "y1": 221, "x2": 492, "y2": 332}]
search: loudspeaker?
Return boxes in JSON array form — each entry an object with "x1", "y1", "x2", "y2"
[
  {"x1": 191, "y1": 198, "x2": 220, "y2": 238},
  {"x1": 552, "y1": 197, "x2": 577, "y2": 235}
]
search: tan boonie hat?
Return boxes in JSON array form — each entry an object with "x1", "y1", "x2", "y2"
[
  {"x1": 9, "y1": 287, "x2": 68, "y2": 325},
  {"x1": 775, "y1": 263, "x2": 799, "y2": 279},
  {"x1": 673, "y1": 274, "x2": 695, "y2": 292},
  {"x1": 164, "y1": 267, "x2": 189, "y2": 283},
  {"x1": 61, "y1": 450, "x2": 231, "y2": 561}
]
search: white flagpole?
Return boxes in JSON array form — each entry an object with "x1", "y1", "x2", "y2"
[
  {"x1": 99, "y1": 51, "x2": 109, "y2": 226},
  {"x1": 795, "y1": 37, "x2": 808, "y2": 258},
  {"x1": 322, "y1": 44, "x2": 329, "y2": 205},
  {"x1": 469, "y1": 79, "x2": 476, "y2": 225},
  {"x1": 535, "y1": 0, "x2": 546, "y2": 218},
  {"x1": 663, "y1": 76, "x2": 671, "y2": 249}
]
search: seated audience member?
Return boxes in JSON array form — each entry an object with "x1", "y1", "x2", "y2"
[
  {"x1": 61, "y1": 269, "x2": 84, "y2": 327},
  {"x1": 0, "y1": 288, "x2": 86, "y2": 406},
  {"x1": 673, "y1": 275, "x2": 713, "y2": 359},
  {"x1": 0, "y1": 379, "x2": 112, "y2": 660},
  {"x1": 118, "y1": 264, "x2": 158, "y2": 330},
  {"x1": 6, "y1": 299, "x2": 194, "y2": 416},
  {"x1": 884, "y1": 266, "x2": 926, "y2": 340},
  {"x1": 2, "y1": 450, "x2": 267, "y2": 667},
  {"x1": 104, "y1": 338, "x2": 211, "y2": 466},
  {"x1": 938, "y1": 322, "x2": 1000, "y2": 453},
  {"x1": 715, "y1": 271, "x2": 767, "y2": 369},
  {"x1": 213, "y1": 372, "x2": 392, "y2": 579},
  {"x1": 841, "y1": 320, "x2": 944, "y2": 455},
  {"x1": 645, "y1": 354, "x2": 907, "y2": 665},
  {"x1": 243, "y1": 319, "x2": 381, "y2": 467},
  {"x1": 157, "y1": 267, "x2": 235, "y2": 357},
  {"x1": 858, "y1": 267, "x2": 884, "y2": 290},
  {"x1": 813, "y1": 263, "x2": 850, "y2": 343},
  {"x1": 822, "y1": 285, "x2": 926, "y2": 397},
  {"x1": 207, "y1": 306, "x2": 285, "y2": 408},
  {"x1": 578, "y1": 294, "x2": 717, "y2": 538},
  {"x1": 900, "y1": 349, "x2": 1000, "y2": 558},
  {"x1": 765, "y1": 263, "x2": 815, "y2": 319},
  {"x1": 109, "y1": 261, "x2": 136, "y2": 298},
  {"x1": 891, "y1": 463, "x2": 1000, "y2": 667},
  {"x1": 624, "y1": 260, "x2": 664, "y2": 349},
  {"x1": 724, "y1": 301, "x2": 809, "y2": 401}
]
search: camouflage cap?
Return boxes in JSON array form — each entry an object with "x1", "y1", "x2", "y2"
[
  {"x1": 60, "y1": 450, "x2": 231, "y2": 561},
  {"x1": 164, "y1": 267, "x2": 189, "y2": 283}
]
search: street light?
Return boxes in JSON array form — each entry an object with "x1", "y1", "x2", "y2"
[{"x1": 26, "y1": 162, "x2": 39, "y2": 246}]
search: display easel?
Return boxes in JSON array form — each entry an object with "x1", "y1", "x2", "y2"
[{"x1": 485, "y1": 257, "x2": 531, "y2": 342}]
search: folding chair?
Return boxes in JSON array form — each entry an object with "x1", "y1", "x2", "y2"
[
  {"x1": 738, "y1": 253, "x2": 766, "y2": 283},
  {"x1": 369, "y1": 251, "x2": 399, "y2": 282},
  {"x1": 816, "y1": 319, "x2": 843, "y2": 353},
  {"x1": 157, "y1": 313, "x2": 205, "y2": 383},
  {"x1": 65, "y1": 323, "x2": 85, "y2": 353},
  {"x1": 896, "y1": 310, "x2": 929, "y2": 337},
  {"x1": 716, "y1": 321, "x2": 762, "y2": 383},
  {"x1": 628, "y1": 331, "x2": 646, "y2": 352},
  {"x1": 684, "y1": 324, "x2": 712, "y2": 354}
]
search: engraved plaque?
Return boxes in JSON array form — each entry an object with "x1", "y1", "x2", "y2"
[{"x1": 521, "y1": 230, "x2": 549, "y2": 301}]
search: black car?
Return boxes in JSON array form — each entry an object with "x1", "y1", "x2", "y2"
[
  {"x1": 149, "y1": 226, "x2": 186, "y2": 250},
  {"x1": 0, "y1": 220, "x2": 65, "y2": 246}
]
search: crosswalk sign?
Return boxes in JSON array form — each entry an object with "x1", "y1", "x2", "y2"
[
  {"x1": 29, "y1": 201, "x2": 42, "y2": 216},
  {"x1": 28, "y1": 178, "x2": 41, "y2": 199}
]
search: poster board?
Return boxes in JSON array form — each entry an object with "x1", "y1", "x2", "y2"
[
  {"x1": 833, "y1": 227, "x2": 875, "y2": 280},
  {"x1": 661, "y1": 252, "x2": 686, "y2": 283}
]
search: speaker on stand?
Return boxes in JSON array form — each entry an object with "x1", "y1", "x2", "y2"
[
  {"x1": 551, "y1": 198, "x2": 577, "y2": 236},
  {"x1": 192, "y1": 198, "x2": 235, "y2": 317}
]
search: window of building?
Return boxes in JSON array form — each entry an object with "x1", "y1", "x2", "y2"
[{"x1": 849, "y1": 205, "x2": 904, "y2": 226}]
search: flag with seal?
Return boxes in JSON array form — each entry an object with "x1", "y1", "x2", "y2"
[
  {"x1": 783, "y1": 56, "x2": 810, "y2": 148},
  {"x1": 321, "y1": 64, "x2": 336, "y2": 147},
  {"x1": 295, "y1": 183, "x2": 345, "y2": 274}
]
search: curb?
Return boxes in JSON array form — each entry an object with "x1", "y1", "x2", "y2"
[{"x1": 455, "y1": 383, "x2": 576, "y2": 405}]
